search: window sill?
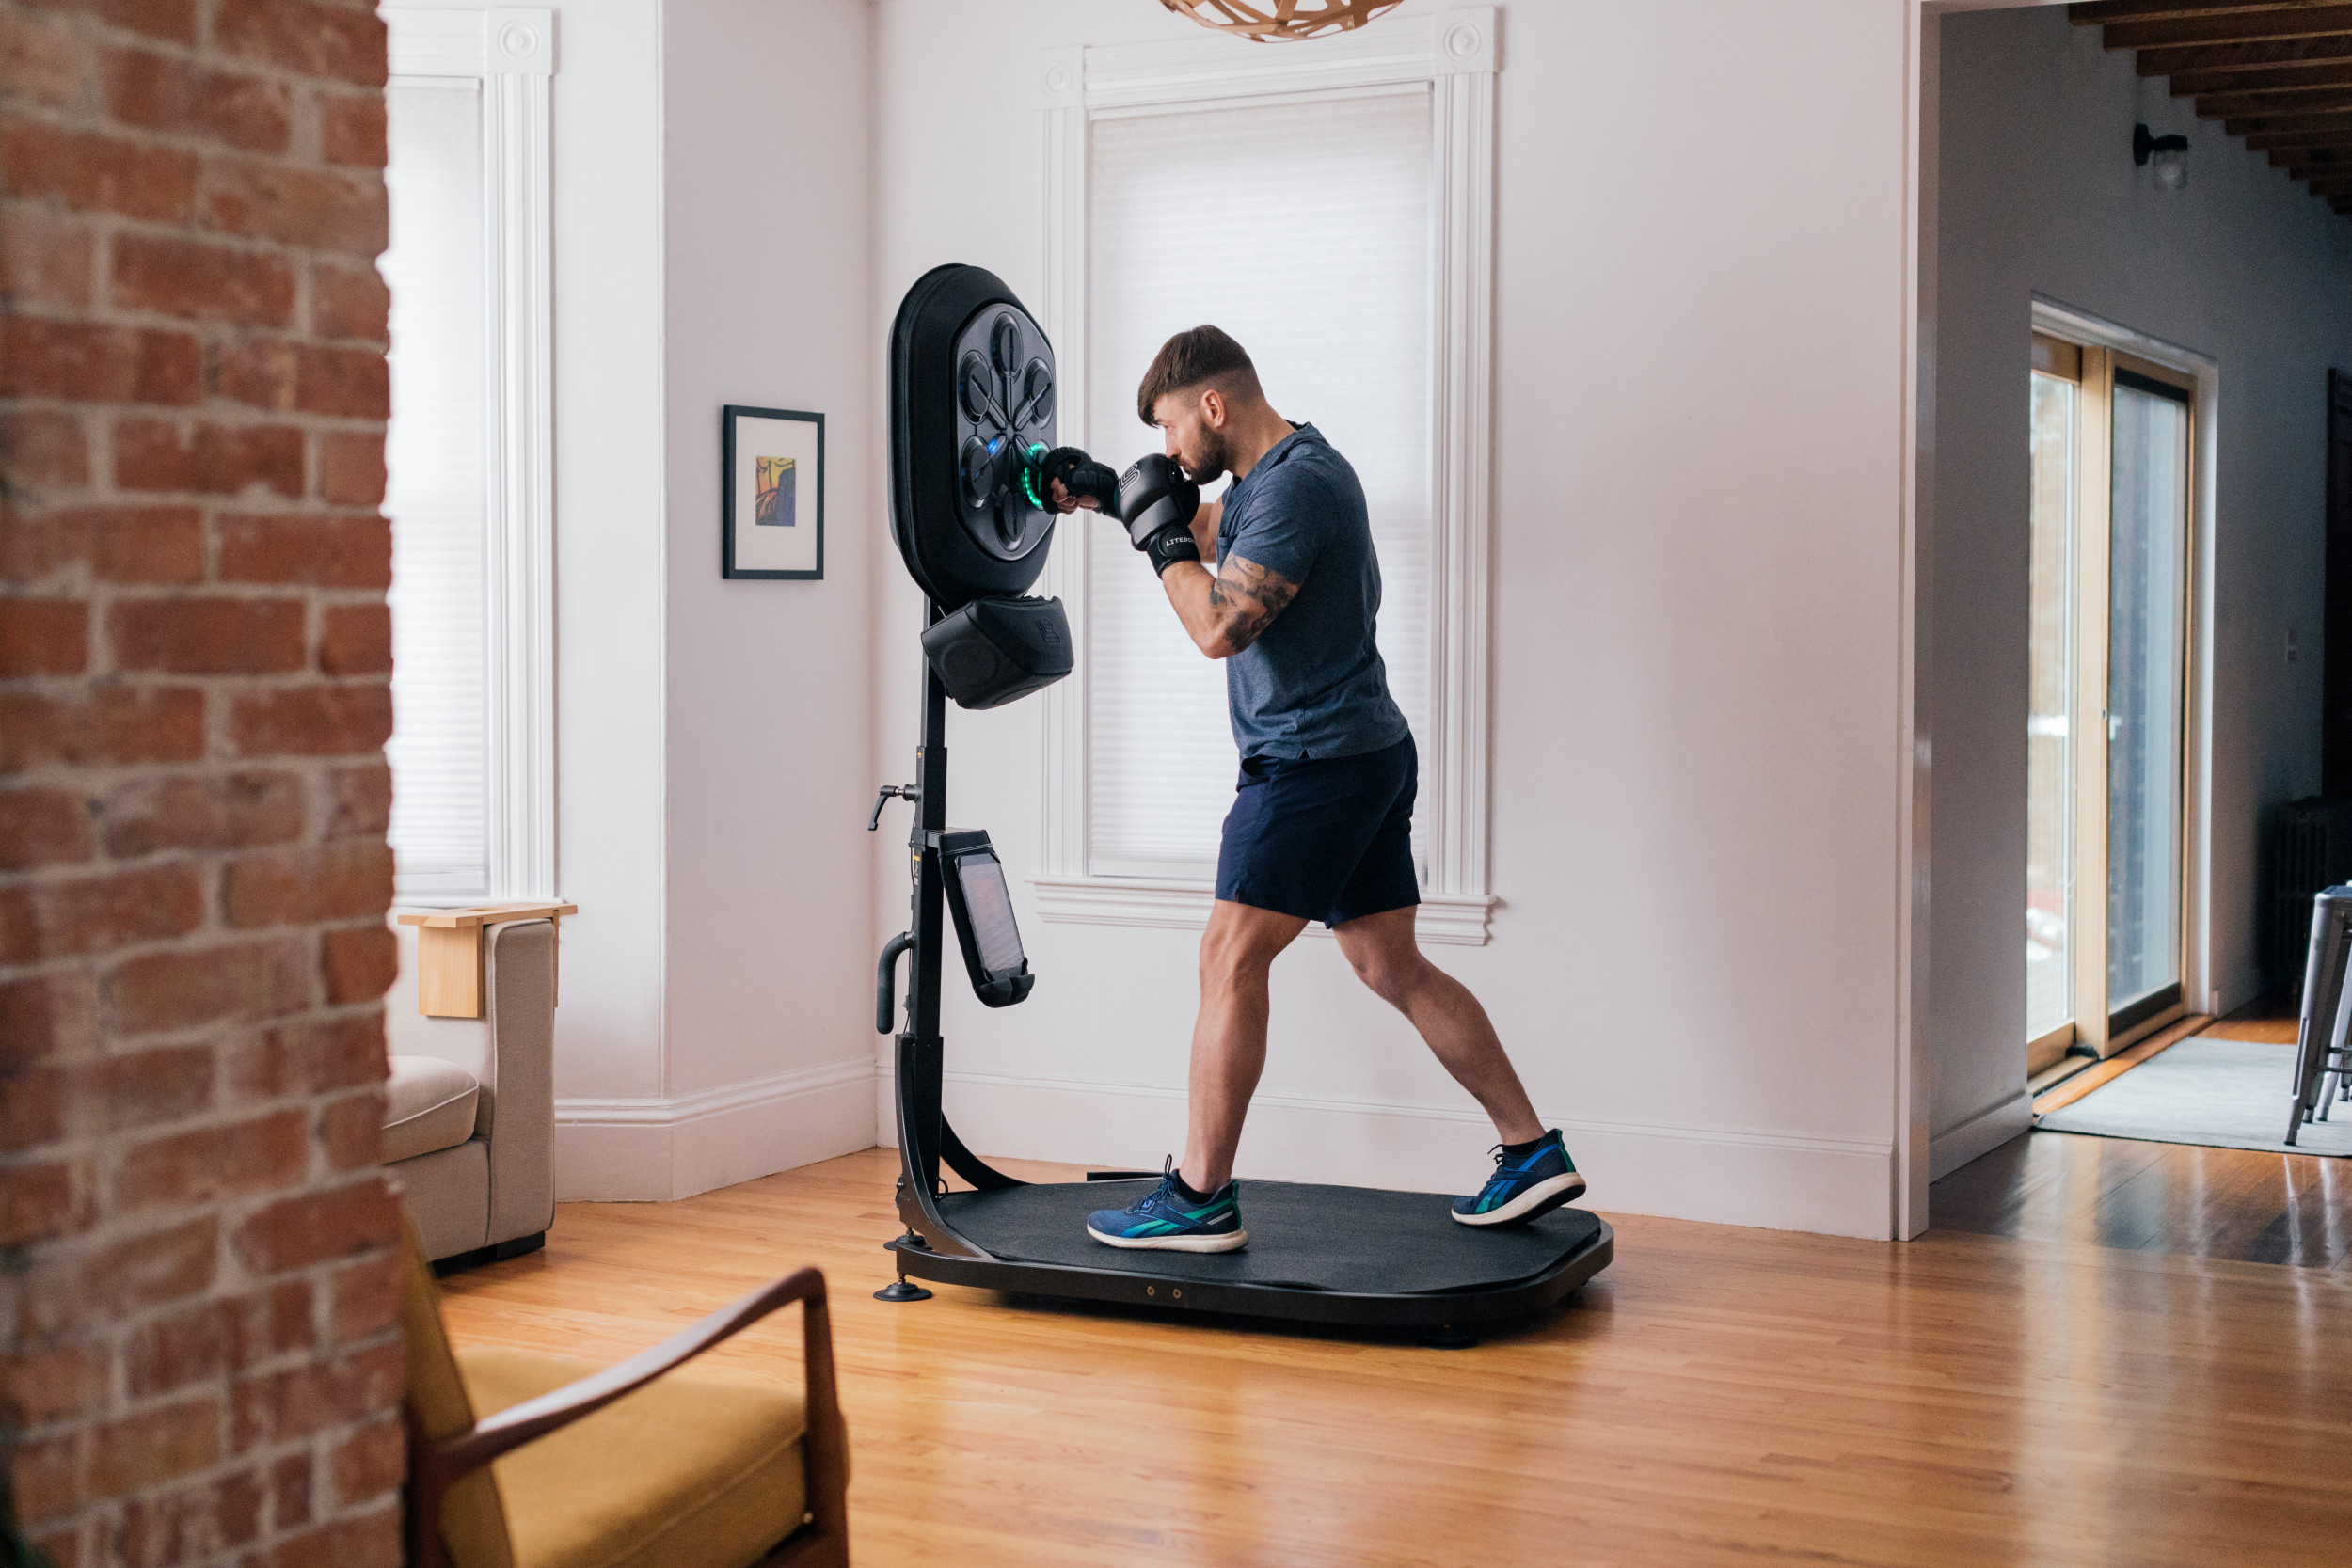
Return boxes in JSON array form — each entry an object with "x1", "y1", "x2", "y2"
[{"x1": 1028, "y1": 876, "x2": 1494, "y2": 945}]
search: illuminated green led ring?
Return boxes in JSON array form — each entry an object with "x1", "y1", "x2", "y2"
[{"x1": 1019, "y1": 443, "x2": 1048, "y2": 510}]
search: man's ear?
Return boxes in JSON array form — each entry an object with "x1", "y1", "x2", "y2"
[{"x1": 1199, "y1": 387, "x2": 1226, "y2": 429}]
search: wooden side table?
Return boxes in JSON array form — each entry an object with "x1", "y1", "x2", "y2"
[{"x1": 395, "y1": 902, "x2": 578, "y2": 1018}]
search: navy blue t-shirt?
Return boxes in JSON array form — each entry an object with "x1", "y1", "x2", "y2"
[{"x1": 1215, "y1": 424, "x2": 1409, "y2": 762}]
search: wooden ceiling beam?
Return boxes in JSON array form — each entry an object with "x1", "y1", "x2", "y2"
[
  {"x1": 2293, "y1": 167, "x2": 2352, "y2": 191},
  {"x1": 2241, "y1": 125, "x2": 2352, "y2": 148},
  {"x1": 2098, "y1": 4, "x2": 2352, "y2": 49},
  {"x1": 2139, "y1": 32, "x2": 2352, "y2": 72},
  {"x1": 2284, "y1": 149, "x2": 2352, "y2": 172},
  {"x1": 2191, "y1": 84, "x2": 2352, "y2": 113},
  {"x1": 2074, "y1": 1, "x2": 2351, "y2": 22},
  {"x1": 2164, "y1": 57, "x2": 2352, "y2": 93},
  {"x1": 2220, "y1": 104, "x2": 2352, "y2": 131}
]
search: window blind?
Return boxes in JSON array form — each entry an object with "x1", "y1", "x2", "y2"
[
  {"x1": 382, "y1": 80, "x2": 490, "y2": 901},
  {"x1": 1084, "y1": 87, "x2": 1434, "y2": 879}
]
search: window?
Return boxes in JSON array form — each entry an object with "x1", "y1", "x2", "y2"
[
  {"x1": 2025, "y1": 327, "x2": 2198, "y2": 1069},
  {"x1": 380, "y1": 8, "x2": 555, "y2": 904},
  {"x1": 1029, "y1": 10, "x2": 1497, "y2": 942},
  {"x1": 1082, "y1": 89, "x2": 1433, "y2": 879}
]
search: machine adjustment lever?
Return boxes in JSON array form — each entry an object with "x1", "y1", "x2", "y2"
[
  {"x1": 867, "y1": 784, "x2": 920, "y2": 831},
  {"x1": 877, "y1": 931, "x2": 913, "y2": 1034}
]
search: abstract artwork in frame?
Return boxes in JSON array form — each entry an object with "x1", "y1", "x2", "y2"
[{"x1": 723, "y1": 404, "x2": 824, "y2": 579}]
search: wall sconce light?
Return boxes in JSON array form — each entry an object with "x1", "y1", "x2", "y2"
[{"x1": 2135, "y1": 123, "x2": 2190, "y2": 191}]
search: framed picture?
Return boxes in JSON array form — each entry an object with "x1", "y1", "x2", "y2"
[{"x1": 722, "y1": 404, "x2": 824, "y2": 579}]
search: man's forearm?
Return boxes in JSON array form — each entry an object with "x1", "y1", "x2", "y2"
[
  {"x1": 1160, "y1": 561, "x2": 1227, "y2": 657},
  {"x1": 1161, "y1": 551, "x2": 1299, "y2": 661}
]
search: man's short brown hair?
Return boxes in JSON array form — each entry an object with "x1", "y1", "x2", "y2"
[{"x1": 1136, "y1": 325, "x2": 1259, "y2": 425}]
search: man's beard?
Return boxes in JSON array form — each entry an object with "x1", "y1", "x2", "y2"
[{"x1": 1181, "y1": 428, "x2": 1231, "y2": 486}]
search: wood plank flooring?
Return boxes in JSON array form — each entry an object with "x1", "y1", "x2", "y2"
[{"x1": 436, "y1": 1148, "x2": 2352, "y2": 1567}]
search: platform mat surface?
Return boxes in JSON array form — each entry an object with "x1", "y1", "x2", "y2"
[
  {"x1": 2038, "y1": 1037, "x2": 2352, "y2": 1157},
  {"x1": 934, "y1": 1179, "x2": 1603, "y2": 1294}
]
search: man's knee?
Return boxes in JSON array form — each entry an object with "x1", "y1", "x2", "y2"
[
  {"x1": 1343, "y1": 943, "x2": 1425, "y2": 1007},
  {"x1": 1200, "y1": 928, "x2": 1280, "y2": 988}
]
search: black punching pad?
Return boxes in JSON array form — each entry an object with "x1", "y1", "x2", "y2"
[{"x1": 888, "y1": 264, "x2": 1059, "y2": 610}]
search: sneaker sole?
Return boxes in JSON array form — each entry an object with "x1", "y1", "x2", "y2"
[
  {"x1": 1451, "y1": 1171, "x2": 1587, "y2": 1227},
  {"x1": 1086, "y1": 1225, "x2": 1249, "y2": 1253}
]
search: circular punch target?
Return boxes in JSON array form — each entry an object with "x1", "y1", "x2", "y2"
[{"x1": 889, "y1": 264, "x2": 1059, "y2": 610}]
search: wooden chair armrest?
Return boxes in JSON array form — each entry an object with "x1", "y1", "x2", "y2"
[{"x1": 407, "y1": 1266, "x2": 847, "y2": 1566}]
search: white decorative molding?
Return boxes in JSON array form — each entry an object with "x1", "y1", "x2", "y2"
[
  {"x1": 383, "y1": 7, "x2": 558, "y2": 903},
  {"x1": 1033, "y1": 5, "x2": 1499, "y2": 938},
  {"x1": 557, "y1": 1055, "x2": 876, "y2": 1129},
  {"x1": 556, "y1": 1057, "x2": 877, "y2": 1202},
  {"x1": 1927, "y1": 1090, "x2": 2031, "y2": 1182},
  {"x1": 1029, "y1": 875, "x2": 1494, "y2": 944},
  {"x1": 875, "y1": 1058, "x2": 1897, "y2": 1239}
]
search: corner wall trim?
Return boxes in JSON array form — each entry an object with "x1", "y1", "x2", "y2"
[
  {"x1": 557, "y1": 1056, "x2": 875, "y2": 1128},
  {"x1": 554, "y1": 1057, "x2": 876, "y2": 1202},
  {"x1": 1926, "y1": 1090, "x2": 2031, "y2": 1183}
]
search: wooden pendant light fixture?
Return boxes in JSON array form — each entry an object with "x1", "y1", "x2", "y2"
[{"x1": 1157, "y1": 0, "x2": 1405, "y2": 43}]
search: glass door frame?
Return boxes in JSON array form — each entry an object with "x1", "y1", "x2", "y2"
[{"x1": 2028, "y1": 315, "x2": 2208, "y2": 1064}]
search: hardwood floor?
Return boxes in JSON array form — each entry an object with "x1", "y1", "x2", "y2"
[{"x1": 436, "y1": 1148, "x2": 2352, "y2": 1567}]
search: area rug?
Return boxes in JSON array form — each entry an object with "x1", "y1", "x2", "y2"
[{"x1": 2039, "y1": 1037, "x2": 2352, "y2": 1157}]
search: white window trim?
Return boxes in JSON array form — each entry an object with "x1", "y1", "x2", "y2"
[
  {"x1": 1029, "y1": 7, "x2": 1499, "y2": 945},
  {"x1": 382, "y1": 7, "x2": 557, "y2": 903}
]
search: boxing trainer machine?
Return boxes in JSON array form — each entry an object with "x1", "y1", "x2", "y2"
[{"x1": 871, "y1": 263, "x2": 1612, "y2": 1334}]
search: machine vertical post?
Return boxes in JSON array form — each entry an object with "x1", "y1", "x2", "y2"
[{"x1": 893, "y1": 601, "x2": 967, "y2": 1253}]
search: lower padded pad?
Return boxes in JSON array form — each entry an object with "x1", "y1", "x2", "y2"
[{"x1": 935, "y1": 1179, "x2": 1602, "y2": 1295}]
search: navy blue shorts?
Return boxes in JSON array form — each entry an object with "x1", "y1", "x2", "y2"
[{"x1": 1215, "y1": 734, "x2": 1420, "y2": 928}]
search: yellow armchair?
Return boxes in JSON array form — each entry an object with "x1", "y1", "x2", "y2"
[{"x1": 398, "y1": 1221, "x2": 850, "y2": 1568}]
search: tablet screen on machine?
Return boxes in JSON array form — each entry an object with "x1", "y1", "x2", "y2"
[{"x1": 954, "y1": 852, "x2": 1024, "y2": 976}]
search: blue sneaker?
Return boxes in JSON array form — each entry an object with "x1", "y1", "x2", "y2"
[
  {"x1": 1452, "y1": 1130, "x2": 1585, "y2": 1226},
  {"x1": 1086, "y1": 1158, "x2": 1248, "y2": 1253}
]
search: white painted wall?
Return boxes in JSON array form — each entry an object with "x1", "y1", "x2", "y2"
[
  {"x1": 871, "y1": 0, "x2": 1912, "y2": 1237},
  {"x1": 1928, "y1": 8, "x2": 2352, "y2": 1177}
]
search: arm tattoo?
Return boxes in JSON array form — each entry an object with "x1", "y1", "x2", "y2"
[{"x1": 1204, "y1": 554, "x2": 1300, "y2": 654}]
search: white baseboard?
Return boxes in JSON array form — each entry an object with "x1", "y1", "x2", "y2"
[
  {"x1": 2208, "y1": 965, "x2": 2269, "y2": 1021},
  {"x1": 556, "y1": 1056, "x2": 877, "y2": 1201},
  {"x1": 1927, "y1": 1090, "x2": 2032, "y2": 1182},
  {"x1": 874, "y1": 1063, "x2": 1896, "y2": 1238}
]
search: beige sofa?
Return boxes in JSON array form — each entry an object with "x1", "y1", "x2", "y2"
[{"x1": 386, "y1": 917, "x2": 557, "y2": 1265}]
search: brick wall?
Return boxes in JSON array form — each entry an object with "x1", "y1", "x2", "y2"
[{"x1": 0, "y1": 0, "x2": 401, "y2": 1561}]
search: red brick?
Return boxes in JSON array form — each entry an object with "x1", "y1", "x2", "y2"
[
  {"x1": 115, "y1": 1108, "x2": 308, "y2": 1212},
  {"x1": 222, "y1": 840, "x2": 390, "y2": 929},
  {"x1": 0, "y1": 1063, "x2": 66, "y2": 1151},
  {"x1": 0, "y1": 504, "x2": 204, "y2": 587},
  {"x1": 270, "y1": 1450, "x2": 313, "y2": 1534},
  {"x1": 87, "y1": 1398, "x2": 219, "y2": 1494},
  {"x1": 213, "y1": 339, "x2": 294, "y2": 410},
  {"x1": 0, "y1": 1342, "x2": 103, "y2": 1425},
  {"x1": 0, "y1": 863, "x2": 203, "y2": 963},
  {"x1": 0, "y1": 9, "x2": 91, "y2": 113},
  {"x1": 103, "y1": 770, "x2": 304, "y2": 858},
  {"x1": 0, "y1": 973, "x2": 98, "y2": 1071},
  {"x1": 81, "y1": 1042, "x2": 215, "y2": 1132},
  {"x1": 326, "y1": 1252, "x2": 396, "y2": 1345},
  {"x1": 80, "y1": 1215, "x2": 216, "y2": 1314},
  {"x1": 255, "y1": 1512, "x2": 398, "y2": 1568},
  {"x1": 122, "y1": 1298, "x2": 234, "y2": 1397},
  {"x1": 215, "y1": 341, "x2": 385, "y2": 419},
  {"x1": 105, "y1": 937, "x2": 310, "y2": 1037},
  {"x1": 216, "y1": 511, "x2": 386, "y2": 587},
  {"x1": 213, "y1": 0, "x2": 385, "y2": 87},
  {"x1": 318, "y1": 90, "x2": 384, "y2": 168},
  {"x1": 328, "y1": 1418, "x2": 401, "y2": 1507},
  {"x1": 199, "y1": 156, "x2": 385, "y2": 256},
  {"x1": 0, "y1": 789, "x2": 92, "y2": 871},
  {"x1": 314, "y1": 430, "x2": 381, "y2": 505},
  {"x1": 15, "y1": 0, "x2": 197, "y2": 44},
  {"x1": 231, "y1": 1339, "x2": 399, "y2": 1448},
  {"x1": 26, "y1": 1524, "x2": 82, "y2": 1568},
  {"x1": 317, "y1": 1088, "x2": 381, "y2": 1170},
  {"x1": 232, "y1": 1180, "x2": 393, "y2": 1275},
  {"x1": 319, "y1": 924, "x2": 392, "y2": 1005},
  {"x1": 119, "y1": 1465, "x2": 265, "y2": 1561},
  {"x1": 310, "y1": 262, "x2": 387, "y2": 344},
  {"x1": 0, "y1": 598, "x2": 89, "y2": 676},
  {"x1": 229, "y1": 1015, "x2": 382, "y2": 1100},
  {"x1": 111, "y1": 232, "x2": 294, "y2": 327},
  {"x1": 109, "y1": 596, "x2": 307, "y2": 674},
  {"x1": 228, "y1": 683, "x2": 389, "y2": 758},
  {"x1": 0, "y1": 686, "x2": 204, "y2": 769},
  {"x1": 0, "y1": 1160, "x2": 86, "y2": 1246},
  {"x1": 0, "y1": 206, "x2": 96, "y2": 310},
  {"x1": 0, "y1": 408, "x2": 92, "y2": 488},
  {"x1": 103, "y1": 46, "x2": 291, "y2": 153},
  {"x1": 325, "y1": 763, "x2": 388, "y2": 839},
  {"x1": 114, "y1": 419, "x2": 304, "y2": 498},
  {"x1": 316, "y1": 604, "x2": 387, "y2": 675},
  {"x1": 0, "y1": 318, "x2": 201, "y2": 404},
  {"x1": 9, "y1": 1429, "x2": 85, "y2": 1524},
  {"x1": 1, "y1": 120, "x2": 196, "y2": 223}
]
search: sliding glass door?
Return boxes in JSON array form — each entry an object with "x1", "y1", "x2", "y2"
[{"x1": 2026, "y1": 334, "x2": 2195, "y2": 1069}]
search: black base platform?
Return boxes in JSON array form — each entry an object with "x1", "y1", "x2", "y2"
[{"x1": 886, "y1": 1180, "x2": 1612, "y2": 1330}]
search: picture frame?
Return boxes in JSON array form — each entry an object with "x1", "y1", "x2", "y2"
[{"x1": 722, "y1": 404, "x2": 824, "y2": 579}]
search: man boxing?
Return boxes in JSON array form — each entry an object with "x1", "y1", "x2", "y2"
[{"x1": 1044, "y1": 325, "x2": 1582, "y2": 1252}]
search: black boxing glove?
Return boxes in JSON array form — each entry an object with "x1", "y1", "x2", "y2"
[
  {"x1": 1034, "y1": 446, "x2": 1118, "y2": 513},
  {"x1": 1117, "y1": 454, "x2": 1202, "y2": 576}
]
